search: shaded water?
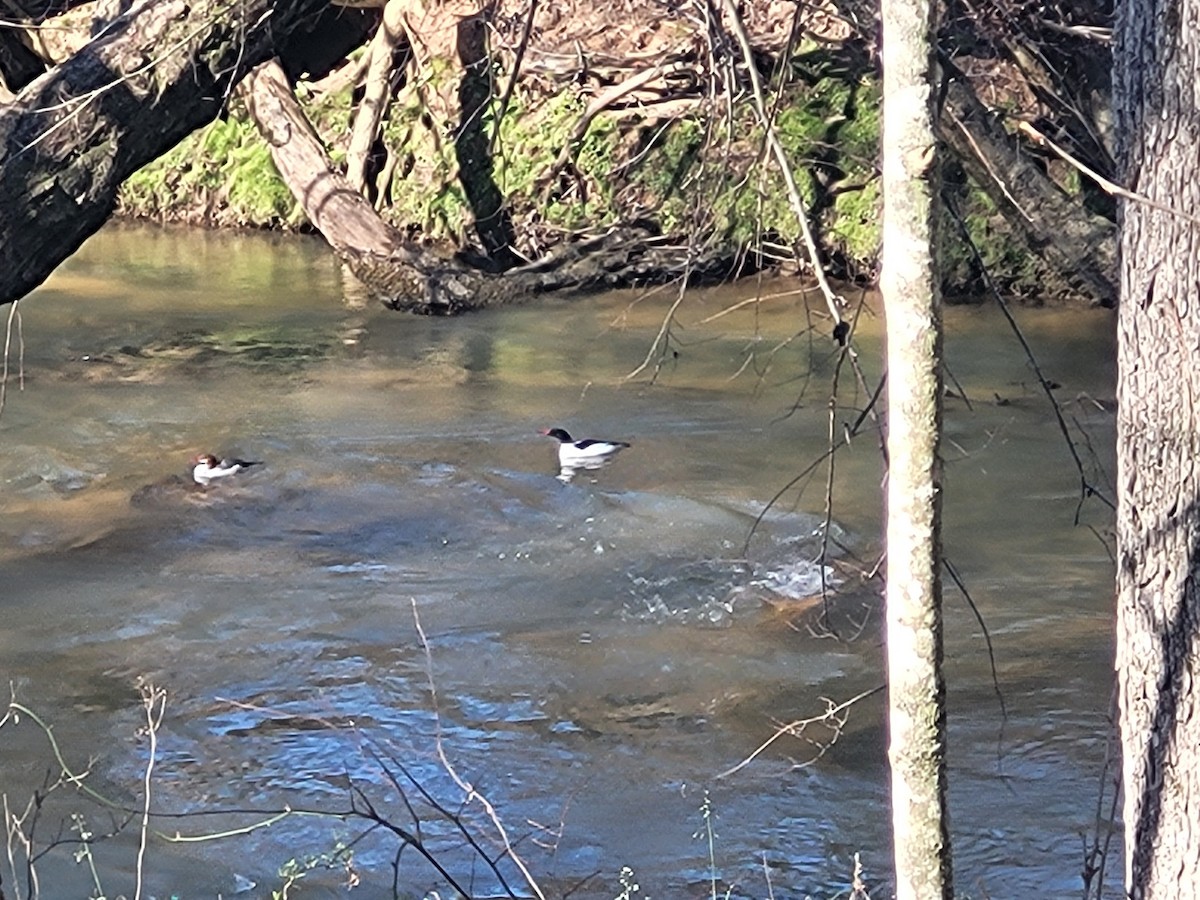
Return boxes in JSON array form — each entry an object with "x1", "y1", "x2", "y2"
[{"x1": 1, "y1": 225, "x2": 1119, "y2": 897}]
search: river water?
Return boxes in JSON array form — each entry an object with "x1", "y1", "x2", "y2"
[{"x1": 1, "y1": 225, "x2": 1119, "y2": 898}]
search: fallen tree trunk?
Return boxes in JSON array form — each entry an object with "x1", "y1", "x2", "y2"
[
  {"x1": 938, "y1": 69, "x2": 1118, "y2": 304},
  {"x1": 0, "y1": 0, "x2": 363, "y2": 306}
]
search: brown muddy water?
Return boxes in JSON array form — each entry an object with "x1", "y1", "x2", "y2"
[{"x1": 1, "y1": 224, "x2": 1119, "y2": 898}]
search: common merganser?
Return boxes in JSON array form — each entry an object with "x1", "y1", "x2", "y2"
[
  {"x1": 540, "y1": 428, "x2": 631, "y2": 468},
  {"x1": 191, "y1": 453, "x2": 262, "y2": 486}
]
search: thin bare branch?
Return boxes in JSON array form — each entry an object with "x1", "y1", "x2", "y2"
[
  {"x1": 942, "y1": 193, "x2": 1114, "y2": 516},
  {"x1": 411, "y1": 599, "x2": 546, "y2": 900},
  {"x1": 134, "y1": 682, "x2": 167, "y2": 900},
  {"x1": 716, "y1": 685, "x2": 883, "y2": 778},
  {"x1": 719, "y1": 0, "x2": 843, "y2": 327},
  {"x1": 0, "y1": 298, "x2": 23, "y2": 419},
  {"x1": 1017, "y1": 121, "x2": 1200, "y2": 226}
]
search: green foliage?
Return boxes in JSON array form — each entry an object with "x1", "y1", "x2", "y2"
[
  {"x1": 829, "y1": 178, "x2": 882, "y2": 261},
  {"x1": 637, "y1": 116, "x2": 704, "y2": 222},
  {"x1": 116, "y1": 47, "x2": 889, "y2": 275},
  {"x1": 121, "y1": 116, "x2": 302, "y2": 227},
  {"x1": 272, "y1": 841, "x2": 355, "y2": 899},
  {"x1": 223, "y1": 137, "x2": 297, "y2": 225},
  {"x1": 627, "y1": 71, "x2": 882, "y2": 261},
  {"x1": 119, "y1": 85, "x2": 357, "y2": 228},
  {"x1": 939, "y1": 181, "x2": 1044, "y2": 299},
  {"x1": 380, "y1": 87, "x2": 471, "y2": 240},
  {"x1": 494, "y1": 90, "x2": 619, "y2": 230},
  {"x1": 614, "y1": 58, "x2": 888, "y2": 262}
]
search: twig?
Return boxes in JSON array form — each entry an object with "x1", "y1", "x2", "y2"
[
  {"x1": 159, "y1": 810, "x2": 298, "y2": 842},
  {"x1": 7, "y1": 703, "x2": 122, "y2": 811},
  {"x1": 697, "y1": 284, "x2": 816, "y2": 324},
  {"x1": 346, "y1": 0, "x2": 409, "y2": 194},
  {"x1": 411, "y1": 599, "x2": 546, "y2": 900},
  {"x1": 1018, "y1": 121, "x2": 1200, "y2": 226},
  {"x1": 489, "y1": 0, "x2": 539, "y2": 158},
  {"x1": 719, "y1": 0, "x2": 843, "y2": 327},
  {"x1": 4, "y1": 790, "x2": 39, "y2": 900},
  {"x1": 1081, "y1": 683, "x2": 1121, "y2": 900},
  {"x1": 742, "y1": 444, "x2": 838, "y2": 557},
  {"x1": 347, "y1": 782, "x2": 473, "y2": 897},
  {"x1": 942, "y1": 193, "x2": 1114, "y2": 518},
  {"x1": 815, "y1": 309, "x2": 861, "y2": 633},
  {"x1": 625, "y1": 288, "x2": 685, "y2": 383},
  {"x1": 541, "y1": 62, "x2": 677, "y2": 199},
  {"x1": 0, "y1": 298, "x2": 23, "y2": 420},
  {"x1": 743, "y1": 370, "x2": 886, "y2": 557},
  {"x1": 762, "y1": 850, "x2": 776, "y2": 900},
  {"x1": 134, "y1": 682, "x2": 167, "y2": 900},
  {"x1": 850, "y1": 851, "x2": 871, "y2": 899},
  {"x1": 942, "y1": 557, "x2": 1007, "y2": 749},
  {"x1": 364, "y1": 741, "x2": 538, "y2": 897},
  {"x1": 716, "y1": 685, "x2": 883, "y2": 778}
]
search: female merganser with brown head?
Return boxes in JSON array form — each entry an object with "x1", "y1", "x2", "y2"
[{"x1": 191, "y1": 453, "x2": 262, "y2": 486}]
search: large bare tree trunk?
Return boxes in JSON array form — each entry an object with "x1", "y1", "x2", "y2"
[
  {"x1": 881, "y1": 0, "x2": 953, "y2": 895},
  {"x1": 0, "y1": 0, "x2": 338, "y2": 307},
  {"x1": 1114, "y1": 0, "x2": 1200, "y2": 895}
]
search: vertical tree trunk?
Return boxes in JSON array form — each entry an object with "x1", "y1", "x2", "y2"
[
  {"x1": 1114, "y1": 0, "x2": 1200, "y2": 896},
  {"x1": 345, "y1": 0, "x2": 408, "y2": 197},
  {"x1": 880, "y1": 0, "x2": 953, "y2": 896}
]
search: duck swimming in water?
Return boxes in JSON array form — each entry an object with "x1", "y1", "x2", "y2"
[
  {"x1": 540, "y1": 427, "x2": 630, "y2": 470},
  {"x1": 191, "y1": 453, "x2": 262, "y2": 486}
]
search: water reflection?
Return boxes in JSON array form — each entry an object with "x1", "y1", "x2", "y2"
[
  {"x1": 0, "y1": 225, "x2": 1121, "y2": 897},
  {"x1": 556, "y1": 455, "x2": 620, "y2": 483}
]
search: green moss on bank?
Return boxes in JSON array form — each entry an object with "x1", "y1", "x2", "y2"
[
  {"x1": 611, "y1": 55, "x2": 882, "y2": 268},
  {"x1": 121, "y1": 115, "x2": 301, "y2": 228},
  {"x1": 118, "y1": 52, "x2": 887, "y2": 275},
  {"x1": 120, "y1": 88, "x2": 357, "y2": 228}
]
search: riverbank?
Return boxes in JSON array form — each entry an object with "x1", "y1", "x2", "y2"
[{"x1": 90, "y1": 1, "x2": 1114, "y2": 305}]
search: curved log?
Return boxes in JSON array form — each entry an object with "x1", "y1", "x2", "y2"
[{"x1": 242, "y1": 59, "x2": 497, "y2": 313}]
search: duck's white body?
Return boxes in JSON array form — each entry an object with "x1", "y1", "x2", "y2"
[
  {"x1": 540, "y1": 428, "x2": 631, "y2": 469},
  {"x1": 191, "y1": 453, "x2": 261, "y2": 486}
]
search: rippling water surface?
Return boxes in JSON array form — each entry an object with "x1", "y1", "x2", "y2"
[{"x1": 1, "y1": 224, "x2": 1119, "y2": 897}]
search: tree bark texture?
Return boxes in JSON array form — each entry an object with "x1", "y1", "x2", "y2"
[
  {"x1": 1114, "y1": 0, "x2": 1200, "y2": 895},
  {"x1": 937, "y1": 72, "x2": 1118, "y2": 304},
  {"x1": 345, "y1": 0, "x2": 408, "y2": 197},
  {"x1": 242, "y1": 59, "x2": 496, "y2": 313},
  {"x1": 881, "y1": 0, "x2": 953, "y2": 896},
  {"x1": 0, "y1": 0, "x2": 332, "y2": 306}
]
